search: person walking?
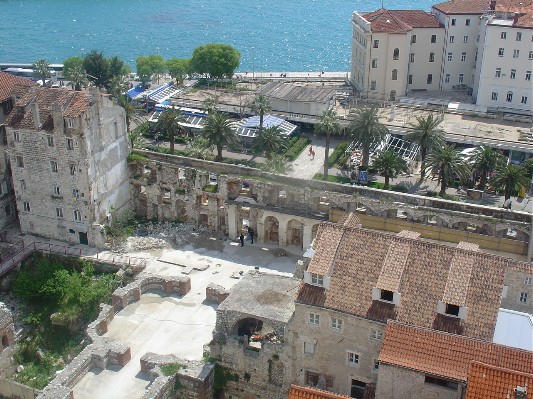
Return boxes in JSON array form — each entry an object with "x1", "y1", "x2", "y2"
[
  {"x1": 309, "y1": 145, "x2": 313, "y2": 156},
  {"x1": 239, "y1": 233, "x2": 245, "y2": 247},
  {"x1": 248, "y1": 227, "x2": 255, "y2": 244}
]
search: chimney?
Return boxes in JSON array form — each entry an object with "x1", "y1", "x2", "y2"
[
  {"x1": 513, "y1": 13, "x2": 520, "y2": 25},
  {"x1": 51, "y1": 103, "x2": 64, "y2": 133},
  {"x1": 489, "y1": 0, "x2": 496, "y2": 10},
  {"x1": 30, "y1": 101, "x2": 40, "y2": 130}
]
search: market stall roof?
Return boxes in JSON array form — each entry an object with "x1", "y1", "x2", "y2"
[{"x1": 235, "y1": 114, "x2": 297, "y2": 139}]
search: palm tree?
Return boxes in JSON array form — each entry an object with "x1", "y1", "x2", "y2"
[
  {"x1": 262, "y1": 154, "x2": 293, "y2": 175},
  {"x1": 424, "y1": 144, "x2": 471, "y2": 197},
  {"x1": 202, "y1": 112, "x2": 236, "y2": 162},
  {"x1": 406, "y1": 113, "x2": 445, "y2": 180},
  {"x1": 253, "y1": 126, "x2": 288, "y2": 159},
  {"x1": 471, "y1": 146, "x2": 505, "y2": 190},
  {"x1": 65, "y1": 64, "x2": 89, "y2": 91},
  {"x1": 155, "y1": 108, "x2": 184, "y2": 153},
  {"x1": 251, "y1": 95, "x2": 272, "y2": 132},
  {"x1": 32, "y1": 59, "x2": 51, "y2": 87},
  {"x1": 490, "y1": 164, "x2": 530, "y2": 201},
  {"x1": 372, "y1": 151, "x2": 409, "y2": 189},
  {"x1": 347, "y1": 106, "x2": 388, "y2": 168},
  {"x1": 316, "y1": 109, "x2": 341, "y2": 177}
]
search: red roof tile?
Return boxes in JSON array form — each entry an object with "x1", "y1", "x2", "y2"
[
  {"x1": 288, "y1": 385, "x2": 352, "y2": 399},
  {"x1": 379, "y1": 321, "x2": 533, "y2": 382},
  {"x1": 0, "y1": 71, "x2": 37, "y2": 103},
  {"x1": 466, "y1": 363, "x2": 533, "y2": 399},
  {"x1": 432, "y1": 0, "x2": 492, "y2": 14},
  {"x1": 364, "y1": 9, "x2": 442, "y2": 33}
]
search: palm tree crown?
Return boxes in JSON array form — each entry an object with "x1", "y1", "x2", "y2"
[
  {"x1": 316, "y1": 109, "x2": 341, "y2": 177},
  {"x1": 372, "y1": 151, "x2": 409, "y2": 189},
  {"x1": 32, "y1": 59, "x2": 51, "y2": 87},
  {"x1": 251, "y1": 95, "x2": 272, "y2": 131},
  {"x1": 406, "y1": 113, "x2": 445, "y2": 180},
  {"x1": 490, "y1": 164, "x2": 530, "y2": 201},
  {"x1": 424, "y1": 144, "x2": 470, "y2": 197},
  {"x1": 348, "y1": 106, "x2": 388, "y2": 168},
  {"x1": 155, "y1": 108, "x2": 184, "y2": 153},
  {"x1": 253, "y1": 126, "x2": 288, "y2": 159},
  {"x1": 202, "y1": 112, "x2": 236, "y2": 162},
  {"x1": 471, "y1": 146, "x2": 505, "y2": 190},
  {"x1": 65, "y1": 64, "x2": 89, "y2": 91}
]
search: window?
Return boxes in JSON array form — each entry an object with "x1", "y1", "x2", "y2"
[
  {"x1": 445, "y1": 74, "x2": 450, "y2": 83},
  {"x1": 72, "y1": 189, "x2": 80, "y2": 198},
  {"x1": 463, "y1": 35, "x2": 468, "y2": 43},
  {"x1": 373, "y1": 359, "x2": 379, "y2": 372},
  {"x1": 527, "y1": 71, "x2": 531, "y2": 81},
  {"x1": 56, "y1": 207, "x2": 63, "y2": 218},
  {"x1": 392, "y1": 69, "x2": 398, "y2": 80},
  {"x1": 491, "y1": 92, "x2": 498, "y2": 101},
  {"x1": 47, "y1": 135, "x2": 54, "y2": 147},
  {"x1": 431, "y1": 34, "x2": 436, "y2": 43},
  {"x1": 409, "y1": 53, "x2": 415, "y2": 62},
  {"x1": 513, "y1": 49, "x2": 520, "y2": 58},
  {"x1": 445, "y1": 303, "x2": 460, "y2": 316},
  {"x1": 53, "y1": 186, "x2": 60, "y2": 196},
  {"x1": 393, "y1": 48, "x2": 399, "y2": 60},
  {"x1": 23, "y1": 202, "x2": 30, "y2": 212},
  {"x1": 519, "y1": 292, "x2": 528, "y2": 303},
  {"x1": 66, "y1": 118, "x2": 74, "y2": 128},
  {"x1": 74, "y1": 210, "x2": 82, "y2": 221},
  {"x1": 19, "y1": 180, "x2": 26, "y2": 192},
  {"x1": 16, "y1": 156, "x2": 24, "y2": 168},
  {"x1": 461, "y1": 52, "x2": 466, "y2": 61},
  {"x1": 459, "y1": 74, "x2": 464, "y2": 83},
  {"x1": 451, "y1": 18, "x2": 456, "y2": 26},
  {"x1": 347, "y1": 351, "x2": 359, "y2": 365},
  {"x1": 510, "y1": 69, "x2": 516, "y2": 79},
  {"x1": 373, "y1": 40, "x2": 379, "y2": 48},
  {"x1": 50, "y1": 161, "x2": 58, "y2": 173},
  {"x1": 501, "y1": 31, "x2": 507, "y2": 39},
  {"x1": 411, "y1": 34, "x2": 416, "y2": 43},
  {"x1": 331, "y1": 318, "x2": 342, "y2": 330},
  {"x1": 516, "y1": 32, "x2": 522, "y2": 41},
  {"x1": 371, "y1": 328, "x2": 383, "y2": 340},
  {"x1": 370, "y1": 81, "x2": 376, "y2": 90},
  {"x1": 303, "y1": 342, "x2": 315, "y2": 354},
  {"x1": 67, "y1": 138, "x2": 74, "y2": 150},
  {"x1": 380, "y1": 290, "x2": 394, "y2": 302},
  {"x1": 13, "y1": 131, "x2": 20, "y2": 143},
  {"x1": 429, "y1": 53, "x2": 435, "y2": 62},
  {"x1": 498, "y1": 48, "x2": 504, "y2": 56},
  {"x1": 425, "y1": 376, "x2": 459, "y2": 390},
  {"x1": 309, "y1": 313, "x2": 320, "y2": 325},
  {"x1": 427, "y1": 74, "x2": 433, "y2": 84},
  {"x1": 69, "y1": 164, "x2": 76, "y2": 175},
  {"x1": 371, "y1": 59, "x2": 378, "y2": 68},
  {"x1": 448, "y1": 52, "x2": 453, "y2": 61},
  {"x1": 408, "y1": 75, "x2": 413, "y2": 84},
  {"x1": 530, "y1": 51, "x2": 533, "y2": 60},
  {"x1": 522, "y1": 96, "x2": 528, "y2": 105},
  {"x1": 466, "y1": 19, "x2": 470, "y2": 26},
  {"x1": 507, "y1": 92, "x2": 513, "y2": 102},
  {"x1": 311, "y1": 273, "x2": 323, "y2": 286},
  {"x1": 495, "y1": 68, "x2": 501, "y2": 78},
  {"x1": 525, "y1": 277, "x2": 532, "y2": 285},
  {"x1": 449, "y1": 35, "x2": 455, "y2": 43}
]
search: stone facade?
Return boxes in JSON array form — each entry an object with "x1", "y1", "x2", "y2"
[
  {"x1": 0, "y1": 304, "x2": 15, "y2": 354},
  {"x1": 502, "y1": 267, "x2": 533, "y2": 313},
  {"x1": 206, "y1": 282, "x2": 229, "y2": 304}
]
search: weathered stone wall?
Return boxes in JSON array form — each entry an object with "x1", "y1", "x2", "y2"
[
  {"x1": 502, "y1": 268, "x2": 533, "y2": 313},
  {"x1": 0, "y1": 376, "x2": 40, "y2": 399},
  {"x1": 0, "y1": 304, "x2": 15, "y2": 353},
  {"x1": 375, "y1": 363, "x2": 465, "y2": 399},
  {"x1": 206, "y1": 282, "x2": 229, "y2": 304}
]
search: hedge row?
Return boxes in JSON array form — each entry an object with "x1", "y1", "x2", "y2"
[
  {"x1": 285, "y1": 136, "x2": 310, "y2": 161},
  {"x1": 328, "y1": 142, "x2": 348, "y2": 167}
]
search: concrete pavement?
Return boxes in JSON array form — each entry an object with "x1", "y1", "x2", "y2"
[{"x1": 288, "y1": 135, "x2": 333, "y2": 179}]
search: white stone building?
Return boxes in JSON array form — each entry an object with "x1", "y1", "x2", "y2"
[{"x1": 4, "y1": 87, "x2": 130, "y2": 247}]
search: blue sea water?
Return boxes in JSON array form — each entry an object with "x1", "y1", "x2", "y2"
[{"x1": 0, "y1": 0, "x2": 433, "y2": 72}]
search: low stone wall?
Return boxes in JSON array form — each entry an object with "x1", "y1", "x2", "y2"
[
  {"x1": 206, "y1": 282, "x2": 229, "y2": 304},
  {"x1": 0, "y1": 376, "x2": 40, "y2": 399}
]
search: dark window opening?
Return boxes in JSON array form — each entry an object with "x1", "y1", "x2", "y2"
[
  {"x1": 381, "y1": 290, "x2": 394, "y2": 302},
  {"x1": 425, "y1": 375, "x2": 459, "y2": 390},
  {"x1": 445, "y1": 303, "x2": 460, "y2": 316},
  {"x1": 351, "y1": 379, "x2": 367, "y2": 399}
]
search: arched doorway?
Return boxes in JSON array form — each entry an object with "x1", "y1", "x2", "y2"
[
  {"x1": 264, "y1": 216, "x2": 279, "y2": 243},
  {"x1": 286, "y1": 219, "x2": 304, "y2": 247}
]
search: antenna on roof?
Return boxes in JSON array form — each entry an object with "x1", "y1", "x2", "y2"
[{"x1": 381, "y1": 0, "x2": 384, "y2": 9}]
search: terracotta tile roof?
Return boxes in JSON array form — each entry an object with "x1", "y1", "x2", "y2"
[
  {"x1": 297, "y1": 223, "x2": 523, "y2": 340},
  {"x1": 6, "y1": 88, "x2": 91, "y2": 131},
  {"x1": 0, "y1": 71, "x2": 37, "y2": 102},
  {"x1": 376, "y1": 235, "x2": 417, "y2": 292},
  {"x1": 442, "y1": 245, "x2": 477, "y2": 306},
  {"x1": 515, "y1": 12, "x2": 533, "y2": 28},
  {"x1": 288, "y1": 385, "x2": 352, "y2": 399},
  {"x1": 432, "y1": 0, "x2": 492, "y2": 14},
  {"x1": 341, "y1": 212, "x2": 361, "y2": 229},
  {"x1": 494, "y1": 0, "x2": 533, "y2": 14},
  {"x1": 465, "y1": 362, "x2": 533, "y2": 399},
  {"x1": 364, "y1": 9, "x2": 442, "y2": 33},
  {"x1": 379, "y1": 321, "x2": 533, "y2": 382}
]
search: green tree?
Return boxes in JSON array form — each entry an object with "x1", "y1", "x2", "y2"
[
  {"x1": 490, "y1": 164, "x2": 530, "y2": 201},
  {"x1": 406, "y1": 113, "x2": 445, "y2": 180},
  {"x1": 64, "y1": 63, "x2": 88, "y2": 91},
  {"x1": 83, "y1": 50, "x2": 110, "y2": 88},
  {"x1": 316, "y1": 109, "x2": 341, "y2": 177},
  {"x1": 202, "y1": 112, "x2": 237, "y2": 161},
  {"x1": 155, "y1": 108, "x2": 184, "y2": 153},
  {"x1": 167, "y1": 58, "x2": 190, "y2": 86},
  {"x1": 251, "y1": 95, "x2": 272, "y2": 132},
  {"x1": 32, "y1": 59, "x2": 51, "y2": 87},
  {"x1": 372, "y1": 150, "x2": 409, "y2": 189},
  {"x1": 424, "y1": 144, "x2": 470, "y2": 197},
  {"x1": 189, "y1": 43, "x2": 240, "y2": 79},
  {"x1": 108, "y1": 74, "x2": 129, "y2": 98},
  {"x1": 253, "y1": 126, "x2": 288, "y2": 159},
  {"x1": 471, "y1": 146, "x2": 505, "y2": 190},
  {"x1": 117, "y1": 95, "x2": 144, "y2": 148},
  {"x1": 63, "y1": 56, "x2": 84, "y2": 84},
  {"x1": 347, "y1": 106, "x2": 388, "y2": 168},
  {"x1": 203, "y1": 96, "x2": 218, "y2": 113},
  {"x1": 262, "y1": 154, "x2": 293, "y2": 175},
  {"x1": 108, "y1": 56, "x2": 130, "y2": 81},
  {"x1": 137, "y1": 55, "x2": 166, "y2": 86},
  {"x1": 185, "y1": 134, "x2": 214, "y2": 160}
]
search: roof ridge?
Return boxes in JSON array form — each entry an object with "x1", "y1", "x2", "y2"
[{"x1": 469, "y1": 361, "x2": 533, "y2": 377}]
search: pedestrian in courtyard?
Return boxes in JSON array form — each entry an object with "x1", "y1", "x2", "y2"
[
  {"x1": 240, "y1": 233, "x2": 245, "y2": 247},
  {"x1": 311, "y1": 149, "x2": 315, "y2": 160},
  {"x1": 248, "y1": 227, "x2": 255, "y2": 244},
  {"x1": 309, "y1": 145, "x2": 313, "y2": 156}
]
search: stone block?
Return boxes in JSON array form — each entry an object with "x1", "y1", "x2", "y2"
[{"x1": 206, "y1": 283, "x2": 229, "y2": 304}]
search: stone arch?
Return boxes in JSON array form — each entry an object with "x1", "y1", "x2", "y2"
[
  {"x1": 232, "y1": 317, "x2": 264, "y2": 337},
  {"x1": 286, "y1": 219, "x2": 304, "y2": 248},
  {"x1": 264, "y1": 216, "x2": 279, "y2": 243}
]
